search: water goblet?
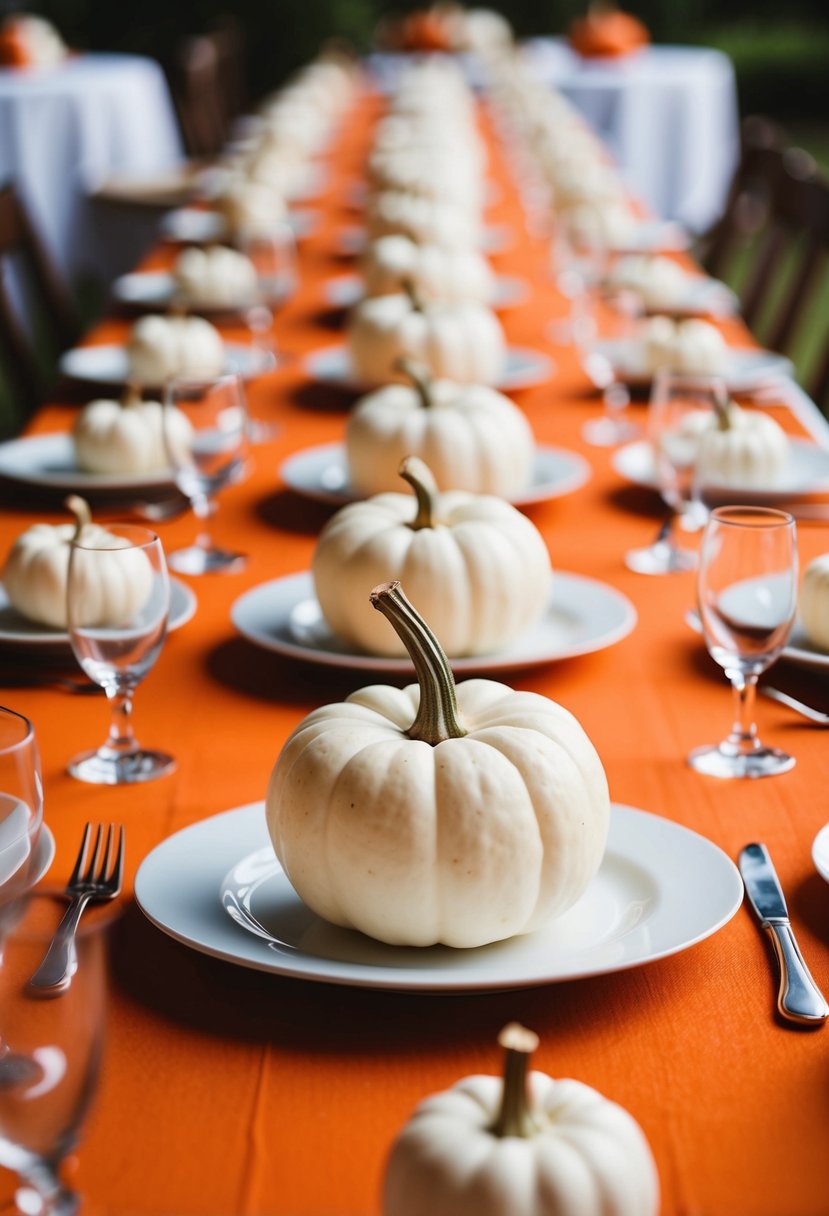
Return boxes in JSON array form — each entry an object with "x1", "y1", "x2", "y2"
[
  {"x1": 580, "y1": 286, "x2": 642, "y2": 446},
  {"x1": 624, "y1": 372, "x2": 726, "y2": 575},
  {"x1": 689, "y1": 506, "x2": 798, "y2": 779},
  {"x1": 0, "y1": 707, "x2": 43, "y2": 911},
  {"x1": 0, "y1": 891, "x2": 111, "y2": 1216},
  {"x1": 66, "y1": 525, "x2": 174, "y2": 785},
  {"x1": 547, "y1": 217, "x2": 606, "y2": 347},
  {"x1": 163, "y1": 371, "x2": 249, "y2": 574}
]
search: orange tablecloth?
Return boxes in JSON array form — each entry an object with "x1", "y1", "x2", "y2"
[{"x1": 3, "y1": 92, "x2": 829, "y2": 1216}]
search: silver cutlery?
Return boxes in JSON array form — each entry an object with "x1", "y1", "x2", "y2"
[
  {"x1": 29, "y1": 823, "x2": 124, "y2": 992},
  {"x1": 739, "y1": 842, "x2": 829, "y2": 1027},
  {"x1": 759, "y1": 685, "x2": 829, "y2": 725}
]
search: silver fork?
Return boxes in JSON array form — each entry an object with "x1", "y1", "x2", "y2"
[{"x1": 29, "y1": 823, "x2": 124, "y2": 992}]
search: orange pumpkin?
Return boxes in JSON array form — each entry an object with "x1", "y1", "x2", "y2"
[
  {"x1": 401, "y1": 8, "x2": 454, "y2": 52},
  {"x1": 0, "y1": 27, "x2": 30, "y2": 67},
  {"x1": 568, "y1": 3, "x2": 650, "y2": 58}
]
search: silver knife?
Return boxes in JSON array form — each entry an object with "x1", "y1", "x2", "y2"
[{"x1": 739, "y1": 843, "x2": 829, "y2": 1027}]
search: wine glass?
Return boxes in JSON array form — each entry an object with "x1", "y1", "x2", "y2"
[
  {"x1": 547, "y1": 216, "x2": 606, "y2": 347},
  {"x1": 66, "y1": 525, "x2": 174, "y2": 785},
  {"x1": 163, "y1": 371, "x2": 249, "y2": 574},
  {"x1": 625, "y1": 373, "x2": 726, "y2": 575},
  {"x1": 580, "y1": 286, "x2": 642, "y2": 446},
  {"x1": 690, "y1": 506, "x2": 798, "y2": 779},
  {"x1": 0, "y1": 707, "x2": 43, "y2": 914},
  {"x1": 0, "y1": 891, "x2": 111, "y2": 1216}
]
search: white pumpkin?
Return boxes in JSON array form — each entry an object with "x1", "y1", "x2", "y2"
[
  {"x1": 606, "y1": 255, "x2": 689, "y2": 311},
  {"x1": 361, "y1": 235, "x2": 495, "y2": 306},
  {"x1": 348, "y1": 291, "x2": 506, "y2": 387},
  {"x1": 799, "y1": 554, "x2": 829, "y2": 651},
  {"x1": 694, "y1": 401, "x2": 790, "y2": 489},
  {"x1": 345, "y1": 365, "x2": 534, "y2": 497},
  {"x1": 560, "y1": 201, "x2": 636, "y2": 252},
  {"x1": 173, "y1": 246, "x2": 258, "y2": 309},
  {"x1": 215, "y1": 175, "x2": 286, "y2": 239},
  {"x1": 366, "y1": 192, "x2": 481, "y2": 248},
  {"x1": 383, "y1": 1024, "x2": 659, "y2": 1216},
  {"x1": 2, "y1": 497, "x2": 153, "y2": 630},
  {"x1": 367, "y1": 148, "x2": 484, "y2": 216},
  {"x1": 126, "y1": 315, "x2": 225, "y2": 384},
  {"x1": 642, "y1": 317, "x2": 727, "y2": 376},
  {"x1": 72, "y1": 389, "x2": 193, "y2": 475},
  {"x1": 266, "y1": 582, "x2": 609, "y2": 947},
  {"x1": 312, "y1": 457, "x2": 550, "y2": 656}
]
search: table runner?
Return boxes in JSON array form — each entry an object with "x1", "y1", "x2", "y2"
[{"x1": 2, "y1": 90, "x2": 829, "y2": 1216}]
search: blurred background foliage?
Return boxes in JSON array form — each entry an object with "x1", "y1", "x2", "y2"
[{"x1": 26, "y1": 0, "x2": 829, "y2": 130}]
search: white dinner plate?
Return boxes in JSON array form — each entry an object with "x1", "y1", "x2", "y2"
[
  {"x1": 112, "y1": 270, "x2": 295, "y2": 315},
  {"x1": 593, "y1": 340, "x2": 794, "y2": 393},
  {"x1": 230, "y1": 570, "x2": 636, "y2": 674},
  {"x1": 134, "y1": 802, "x2": 743, "y2": 991},
  {"x1": 337, "y1": 223, "x2": 513, "y2": 257},
  {"x1": 686, "y1": 608, "x2": 829, "y2": 674},
  {"x1": 322, "y1": 274, "x2": 530, "y2": 312},
  {"x1": 32, "y1": 824, "x2": 55, "y2": 887},
  {"x1": 0, "y1": 432, "x2": 177, "y2": 495},
  {"x1": 58, "y1": 343, "x2": 273, "y2": 391},
  {"x1": 159, "y1": 206, "x2": 316, "y2": 243},
  {"x1": 623, "y1": 277, "x2": 738, "y2": 318},
  {"x1": 279, "y1": 441, "x2": 590, "y2": 508},
  {"x1": 0, "y1": 578, "x2": 196, "y2": 652},
  {"x1": 303, "y1": 345, "x2": 554, "y2": 394},
  {"x1": 812, "y1": 824, "x2": 829, "y2": 884},
  {"x1": 612, "y1": 219, "x2": 690, "y2": 254},
  {"x1": 612, "y1": 439, "x2": 829, "y2": 501}
]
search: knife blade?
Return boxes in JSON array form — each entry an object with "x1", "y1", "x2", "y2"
[{"x1": 739, "y1": 843, "x2": 829, "y2": 1027}]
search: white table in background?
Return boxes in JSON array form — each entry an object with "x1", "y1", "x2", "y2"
[
  {"x1": 0, "y1": 52, "x2": 183, "y2": 285},
  {"x1": 523, "y1": 39, "x2": 740, "y2": 234}
]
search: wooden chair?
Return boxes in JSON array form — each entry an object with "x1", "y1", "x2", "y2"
[
  {"x1": 0, "y1": 183, "x2": 79, "y2": 425},
  {"x1": 171, "y1": 20, "x2": 247, "y2": 161}
]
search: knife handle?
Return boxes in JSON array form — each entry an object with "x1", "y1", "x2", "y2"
[{"x1": 765, "y1": 921, "x2": 829, "y2": 1026}]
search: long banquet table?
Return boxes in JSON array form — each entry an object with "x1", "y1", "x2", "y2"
[{"x1": 3, "y1": 88, "x2": 829, "y2": 1216}]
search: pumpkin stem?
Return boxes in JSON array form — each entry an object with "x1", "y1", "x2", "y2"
[
  {"x1": 370, "y1": 581, "x2": 467, "y2": 746},
  {"x1": 713, "y1": 387, "x2": 734, "y2": 432},
  {"x1": 122, "y1": 382, "x2": 142, "y2": 408},
  {"x1": 490, "y1": 1023, "x2": 540, "y2": 1139},
  {"x1": 399, "y1": 456, "x2": 438, "y2": 531},
  {"x1": 393, "y1": 357, "x2": 433, "y2": 409},
  {"x1": 401, "y1": 277, "x2": 424, "y2": 313},
  {"x1": 65, "y1": 495, "x2": 92, "y2": 543}
]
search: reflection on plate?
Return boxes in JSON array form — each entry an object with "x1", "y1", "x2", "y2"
[
  {"x1": 0, "y1": 432, "x2": 175, "y2": 495},
  {"x1": 323, "y1": 274, "x2": 530, "y2": 312},
  {"x1": 59, "y1": 343, "x2": 273, "y2": 390},
  {"x1": 159, "y1": 207, "x2": 315, "y2": 243},
  {"x1": 612, "y1": 438, "x2": 829, "y2": 501},
  {"x1": 337, "y1": 224, "x2": 513, "y2": 257},
  {"x1": 593, "y1": 340, "x2": 793, "y2": 393},
  {"x1": 112, "y1": 271, "x2": 295, "y2": 315},
  {"x1": 134, "y1": 802, "x2": 743, "y2": 991},
  {"x1": 686, "y1": 607, "x2": 829, "y2": 674},
  {"x1": 0, "y1": 579, "x2": 196, "y2": 651},
  {"x1": 279, "y1": 442, "x2": 590, "y2": 508},
  {"x1": 29, "y1": 825, "x2": 56, "y2": 889},
  {"x1": 812, "y1": 824, "x2": 829, "y2": 884},
  {"x1": 303, "y1": 345, "x2": 554, "y2": 394},
  {"x1": 231, "y1": 571, "x2": 636, "y2": 674}
]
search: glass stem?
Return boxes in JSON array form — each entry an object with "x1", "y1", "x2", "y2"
[
  {"x1": 191, "y1": 491, "x2": 216, "y2": 552},
  {"x1": 18, "y1": 1157, "x2": 79, "y2": 1215},
  {"x1": 725, "y1": 673, "x2": 761, "y2": 756},
  {"x1": 104, "y1": 689, "x2": 138, "y2": 758}
]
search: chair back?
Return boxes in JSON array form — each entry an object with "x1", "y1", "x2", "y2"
[{"x1": 0, "y1": 184, "x2": 78, "y2": 427}]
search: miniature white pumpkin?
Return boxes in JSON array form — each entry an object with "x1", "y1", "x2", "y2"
[
  {"x1": 606, "y1": 255, "x2": 689, "y2": 311},
  {"x1": 367, "y1": 148, "x2": 484, "y2": 216},
  {"x1": 126, "y1": 315, "x2": 225, "y2": 384},
  {"x1": 72, "y1": 388, "x2": 193, "y2": 475},
  {"x1": 345, "y1": 364, "x2": 534, "y2": 496},
  {"x1": 383, "y1": 1024, "x2": 659, "y2": 1216},
  {"x1": 2, "y1": 497, "x2": 153, "y2": 630},
  {"x1": 173, "y1": 246, "x2": 258, "y2": 308},
  {"x1": 694, "y1": 400, "x2": 790, "y2": 489},
  {"x1": 361, "y1": 235, "x2": 495, "y2": 305},
  {"x1": 642, "y1": 317, "x2": 727, "y2": 376},
  {"x1": 798, "y1": 555, "x2": 829, "y2": 651},
  {"x1": 366, "y1": 192, "x2": 481, "y2": 248},
  {"x1": 215, "y1": 176, "x2": 286, "y2": 239},
  {"x1": 312, "y1": 457, "x2": 550, "y2": 656},
  {"x1": 560, "y1": 201, "x2": 636, "y2": 252},
  {"x1": 266, "y1": 582, "x2": 608, "y2": 947},
  {"x1": 348, "y1": 290, "x2": 506, "y2": 387}
]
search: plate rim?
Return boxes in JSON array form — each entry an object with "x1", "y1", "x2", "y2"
[
  {"x1": 322, "y1": 273, "x2": 530, "y2": 312},
  {"x1": 134, "y1": 801, "x2": 744, "y2": 991},
  {"x1": 303, "y1": 342, "x2": 554, "y2": 393},
  {"x1": 58, "y1": 341, "x2": 272, "y2": 388},
  {"x1": 0, "y1": 577, "x2": 196, "y2": 649},
  {"x1": 594, "y1": 339, "x2": 794, "y2": 390},
  {"x1": 812, "y1": 823, "x2": 829, "y2": 883},
  {"x1": 230, "y1": 569, "x2": 637, "y2": 674},
  {"x1": 612, "y1": 436, "x2": 829, "y2": 500},
  {"x1": 112, "y1": 269, "x2": 294, "y2": 315},
  {"x1": 0, "y1": 431, "x2": 176, "y2": 493},
  {"x1": 278, "y1": 440, "x2": 590, "y2": 508}
]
